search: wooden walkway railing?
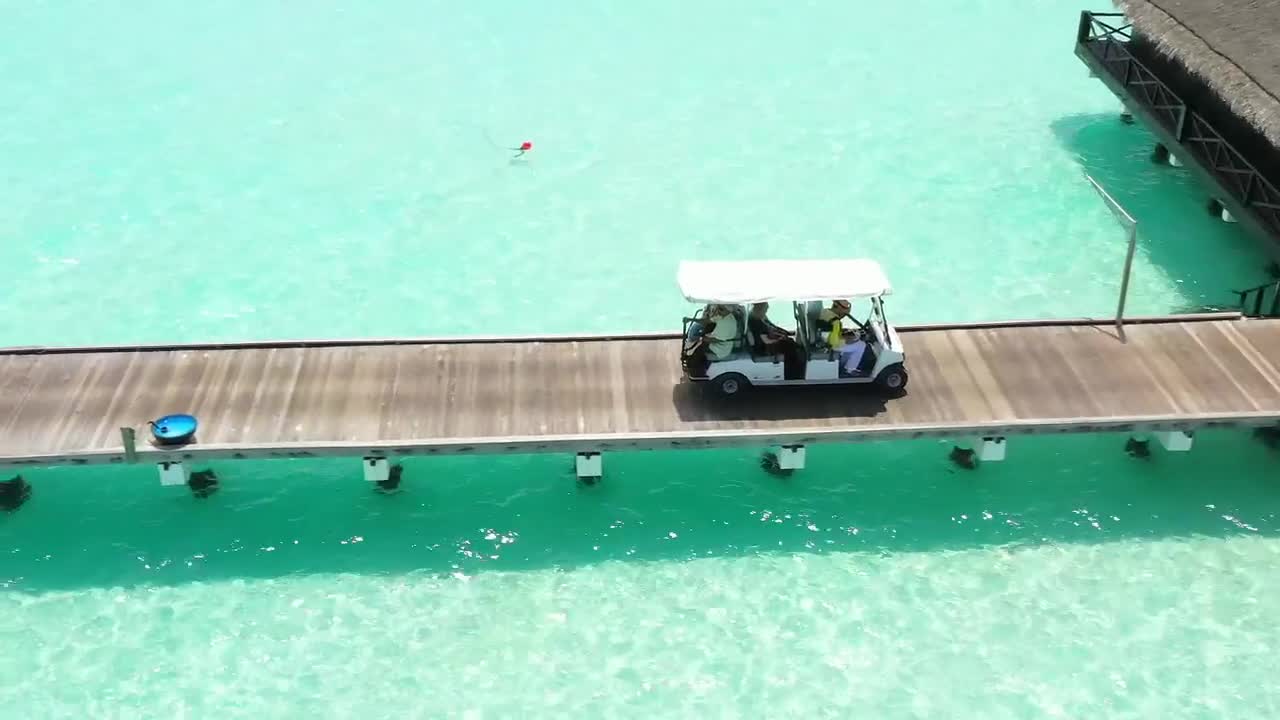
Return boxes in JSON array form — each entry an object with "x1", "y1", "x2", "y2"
[{"x1": 1076, "y1": 11, "x2": 1280, "y2": 240}]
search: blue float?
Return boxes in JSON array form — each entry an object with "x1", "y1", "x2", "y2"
[{"x1": 149, "y1": 414, "x2": 198, "y2": 446}]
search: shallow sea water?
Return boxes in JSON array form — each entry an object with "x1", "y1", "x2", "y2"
[
  {"x1": 2, "y1": 1, "x2": 1279, "y2": 718},
  {"x1": 5, "y1": 434, "x2": 1280, "y2": 718}
]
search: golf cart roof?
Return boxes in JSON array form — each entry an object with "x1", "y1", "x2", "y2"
[{"x1": 677, "y1": 259, "x2": 892, "y2": 304}]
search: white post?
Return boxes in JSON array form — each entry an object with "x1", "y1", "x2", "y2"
[
  {"x1": 576, "y1": 452, "x2": 603, "y2": 479},
  {"x1": 157, "y1": 461, "x2": 190, "y2": 486},
  {"x1": 1154, "y1": 431, "x2": 1194, "y2": 452},
  {"x1": 968, "y1": 437, "x2": 1007, "y2": 462},
  {"x1": 362, "y1": 457, "x2": 390, "y2": 483},
  {"x1": 776, "y1": 445, "x2": 806, "y2": 471}
]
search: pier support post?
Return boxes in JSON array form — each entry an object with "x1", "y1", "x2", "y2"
[
  {"x1": 973, "y1": 436, "x2": 1006, "y2": 462},
  {"x1": 760, "y1": 446, "x2": 804, "y2": 477},
  {"x1": 1152, "y1": 143, "x2": 1181, "y2": 166},
  {"x1": 1207, "y1": 199, "x2": 1237, "y2": 223},
  {"x1": 950, "y1": 437, "x2": 1006, "y2": 469},
  {"x1": 362, "y1": 457, "x2": 391, "y2": 483},
  {"x1": 776, "y1": 445, "x2": 806, "y2": 471},
  {"x1": 157, "y1": 461, "x2": 190, "y2": 487},
  {"x1": 575, "y1": 452, "x2": 602, "y2": 481},
  {"x1": 1153, "y1": 431, "x2": 1194, "y2": 452}
]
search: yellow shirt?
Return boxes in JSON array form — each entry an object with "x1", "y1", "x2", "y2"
[{"x1": 817, "y1": 309, "x2": 845, "y2": 348}]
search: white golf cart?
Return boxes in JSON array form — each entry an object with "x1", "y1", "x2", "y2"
[{"x1": 678, "y1": 259, "x2": 907, "y2": 397}]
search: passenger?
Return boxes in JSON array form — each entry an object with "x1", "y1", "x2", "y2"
[
  {"x1": 703, "y1": 305, "x2": 739, "y2": 359},
  {"x1": 683, "y1": 305, "x2": 712, "y2": 352},
  {"x1": 748, "y1": 302, "x2": 803, "y2": 379},
  {"x1": 747, "y1": 303, "x2": 794, "y2": 352},
  {"x1": 685, "y1": 305, "x2": 738, "y2": 377}
]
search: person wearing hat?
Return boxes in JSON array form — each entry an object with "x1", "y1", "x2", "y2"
[
  {"x1": 684, "y1": 304, "x2": 739, "y2": 377},
  {"x1": 815, "y1": 299, "x2": 873, "y2": 375},
  {"x1": 815, "y1": 299, "x2": 853, "y2": 348}
]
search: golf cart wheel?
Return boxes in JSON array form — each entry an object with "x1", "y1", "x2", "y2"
[
  {"x1": 876, "y1": 364, "x2": 908, "y2": 394},
  {"x1": 711, "y1": 373, "x2": 749, "y2": 398}
]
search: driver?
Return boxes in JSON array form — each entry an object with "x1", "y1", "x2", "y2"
[
  {"x1": 815, "y1": 299, "x2": 851, "y2": 334},
  {"x1": 816, "y1": 299, "x2": 864, "y2": 349}
]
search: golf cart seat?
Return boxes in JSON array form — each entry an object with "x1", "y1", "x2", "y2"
[{"x1": 803, "y1": 300, "x2": 824, "y2": 347}]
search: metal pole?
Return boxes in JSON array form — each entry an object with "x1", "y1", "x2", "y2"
[
  {"x1": 1083, "y1": 173, "x2": 1139, "y2": 339},
  {"x1": 1115, "y1": 222, "x2": 1138, "y2": 339},
  {"x1": 121, "y1": 427, "x2": 137, "y2": 463},
  {"x1": 1077, "y1": 11, "x2": 1092, "y2": 44}
]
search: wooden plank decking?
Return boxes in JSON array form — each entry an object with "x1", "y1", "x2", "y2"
[{"x1": 4, "y1": 315, "x2": 1280, "y2": 468}]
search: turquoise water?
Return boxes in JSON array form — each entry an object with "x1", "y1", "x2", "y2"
[
  {"x1": 3, "y1": 1, "x2": 1279, "y2": 717},
  {"x1": 5, "y1": 436, "x2": 1280, "y2": 716},
  {"x1": 0, "y1": 0, "x2": 1270, "y2": 345}
]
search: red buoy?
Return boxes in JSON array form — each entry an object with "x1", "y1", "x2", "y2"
[{"x1": 520, "y1": 141, "x2": 533, "y2": 151}]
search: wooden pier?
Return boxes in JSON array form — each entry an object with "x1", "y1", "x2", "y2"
[{"x1": 4, "y1": 314, "x2": 1280, "y2": 476}]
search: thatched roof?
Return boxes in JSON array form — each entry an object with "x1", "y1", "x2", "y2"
[{"x1": 1116, "y1": 0, "x2": 1280, "y2": 148}]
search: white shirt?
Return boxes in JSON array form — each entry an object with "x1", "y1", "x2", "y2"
[
  {"x1": 839, "y1": 339, "x2": 867, "y2": 373},
  {"x1": 705, "y1": 314, "x2": 739, "y2": 360}
]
